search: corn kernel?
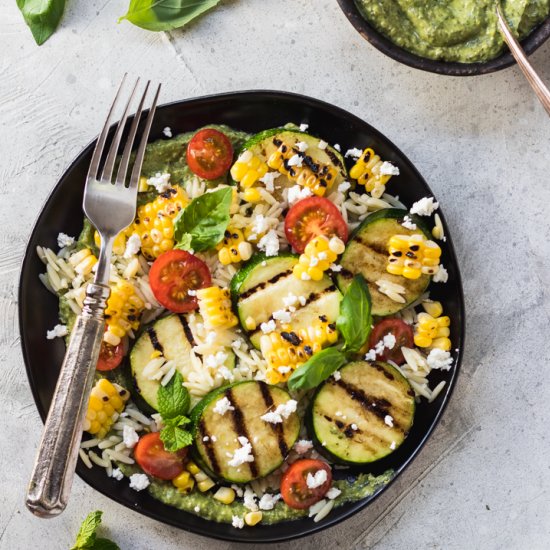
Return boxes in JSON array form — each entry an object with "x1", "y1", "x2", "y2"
[
  {"x1": 84, "y1": 380, "x2": 129, "y2": 439},
  {"x1": 387, "y1": 234, "x2": 442, "y2": 279},
  {"x1": 422, "y1": 300, "x2": 443, "y2": 318},
  {"x1": 213, "y1": 487, "x2": 236, "y2": 505},
  {"x1": 217, "y1": 228, "x2": 252, "y2": 265},
  {"x1": 431, "y1": 337, "x2": 452, "y2": 351},
  {"x1": 350, "y1": 148, "x2": 394, "y2": 198},
  {"x1": 198, "y1": 478, "x2": 216, "y2": 492},
  {"x1": 245, "y1": 511, "x2": 263, "y2": 526},
  {"x1": 231, "y1": 151, "x2": 268, "y2": 188},
  {"x1": 243, "y1": 187, "x2": 262, "y2": 203},
  {"x1": 186, "y1": 461, "x2": 201, "y2": 475},
  {"x1": 245, "y1": 316, "x2": 257, "y2": 331},
  {"x1": 414, "y1": 305, "x2": 452, "y2": 350}
]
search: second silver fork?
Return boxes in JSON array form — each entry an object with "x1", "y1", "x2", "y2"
[{"x1": 26, "y1": 75, "x2": 161, "y2": 518}]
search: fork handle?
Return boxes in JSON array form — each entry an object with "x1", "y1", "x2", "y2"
[{"x1": 26, "y1": 283, "x2": 111, "y2": 518}]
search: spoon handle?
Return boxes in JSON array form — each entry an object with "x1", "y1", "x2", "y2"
[{"x1": 497, "y1": 6, "x2": 550, "y2": 117}]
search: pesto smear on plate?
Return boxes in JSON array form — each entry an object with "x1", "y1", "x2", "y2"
[{"x1": 355, "y1": 0, "x2": 550, "y2": 63}]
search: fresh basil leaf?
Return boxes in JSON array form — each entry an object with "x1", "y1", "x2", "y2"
[
  {"x1": 157, "y1": 372, "x2": 190, "y2": 419},
  {"x1": 174, "y1": 232, "x2": 193, "y2": 251},
  {"x1": 91, "y1": 539, "x2": 121, "y2": 550},
  {"x1": 72, "y1": 510, "x2": 102, "y2": 549},
  {"x1": 163, "y1": 414, "x2": 191, "y2": 428},
  {"x1": 160, "y1": 425, "x2": 193, "y2": 452},
  {"x1": 337, "y1": 274, "x2": 372, "y2": 354},
  {"x1": 17, "y1": 0, "x2": 66, "y2": 45},
  {"x1": 287, "y1": 348, "x2": 347, "y2": 391},
  {"x1": 119, "y1": 0, "x2": 221, "y2": 32},
  {"x1": 173, "y1": 187, "x2": 232, "y2": 252}
]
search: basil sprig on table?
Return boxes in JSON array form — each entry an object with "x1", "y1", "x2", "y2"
[
  {"x1": 173, "y1": 187, "x2": 232, "y2": 252},
  {"x1": 71, "y1": 510, "x2": 120, "y2": 550},
  {"x1": 157, "y1": 372, "x2": 193, "y2": 452},
  {"x1": 16, "y1": 0, "x2": 66, "y2": 45},
  {"x1": 119, "y1": 0, "x2": 221, "y2": 32},
  {"x1": 288, "y1": 274, "x2": 373, "y2": 391}
]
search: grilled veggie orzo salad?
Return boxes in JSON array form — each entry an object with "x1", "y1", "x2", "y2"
[{"x1": 38, "y1": 124, "x2": 455, "y2": 527}]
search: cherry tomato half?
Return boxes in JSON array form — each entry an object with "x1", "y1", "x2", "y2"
[
  {"x1": 280, "y1": 459, "x2": 332, "y2": 510},
  {"x1": 284, "y1": 197, "x2": 348, "y2": 253},
  {"x1": 186, "y1": 128, "x2": 234, "y2": 180},
  {"x1": 149, "y1": 249, "x2": 212, "y2": 313},
  {"x1": 96, "y1": 340, "x2": 124, "y2": 371},
  {"x1": 368, "y1": 318, "x2": 414, "y2": 365},
  {"x1": 134, "y1": 432, "x2": 188, "y2": 480}
]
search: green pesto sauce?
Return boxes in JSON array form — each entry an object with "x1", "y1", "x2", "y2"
[
  {"x1": 118, "y1": 463, "x2": 393, "y2": 525},
  {"x1": 355, "y1": 0, "x2": 550, "y2": 62}
]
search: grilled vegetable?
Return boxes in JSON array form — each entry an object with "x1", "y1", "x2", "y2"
[
  {"x1": 336, "y1": 209, "x2": 431, "y2": 316},
  {"x1": 231, "y1": 253, "x2": 342, "y2": 348},
  {"x1": 196, "y1": 286, "x2": 238, "y2": 330},
  {"x1": 349, "y1": 148, "x2": 397, "y2": 199},
  {"x1": 191, "y1": 381, "x2": 300, "y2": 483},
  {"x1": 309, "y1": 361, "x2": 415, "y2": 464},
  {"x1": 216, "y1": 228, "x2": 253, "y2": 265},
  {"x1": 83, "y1": 379, "x2": 130, "y2": 439},
  {"x1": 293, "y1": 235, "x2": 345, "y2": 281}
]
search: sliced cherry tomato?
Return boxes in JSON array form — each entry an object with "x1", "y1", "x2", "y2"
[
  {"x1": 134, "y1": 432, "x2": 187, "y2": 480},
  {"x1": 149, "y1": 249, "x2": 212, "y2": 313},
  {"x1": 186, "y1": 128, "x2": 234, "y2": 180},
  {"x1": 280, "y1": 459, "x2": 332, "y2": 510},
  {"x1": 368, "y1": 318, "x2": 414, "y2": 365},
  {"x1": 284, "y1": 197, "x2": 348, "y2": 253},
  {"x1": 96, "y1": 340, "x2": 124, "y2": 371}
]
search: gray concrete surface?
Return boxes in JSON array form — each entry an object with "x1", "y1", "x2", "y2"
[{"x1": 2, "y1": 0, "x2": 550, "y2": 548}]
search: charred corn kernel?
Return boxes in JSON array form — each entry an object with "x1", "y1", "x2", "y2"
[
  {"x1": 387, "y1": 234, "x2": 442, "y2": 279},
  {"x1": 213, "y1": 487, "x2": 236, "y2": 505},
  {"x1": 138, "y1": 176, "x2": 149, "y2": 192},
  {"x1": 245, "y1": 316, "x2": 257, "y2": 330},
  {"x1": 231, "y1": 150, "x2": 269, "y2": 188},
  {"x1": 294, "y1": 235, "x2": 342, "y2": 281},
  {"x1": 196, "y1": 286, "x2": 238, "y2": 329},
  {"x1": 242, "y1": 187, "x2": 262, "y2": 203},
  {"x1": 422, "y1": 300, "x2": 443, "y2": 318},
  {"x1": 261, "y1": 318, "x2": 338, "y2": 383},
  {"x1": 172, "y1": 471, "x2": 195, "y2": 493},
  {"x1": 131, "y1": 185, "x2": 189, "y2": 260},
  {"x1": 217, "y1": 228, "x2": 253, "y2": 265},
  {"x1": 266, "y1": 141, "x2": 337, "y2": 196},
  {"x1": 94, "y1": 230, "x2": 128, "y2": 256},
  {"x1": 245, "y1": 511, "x2": 263, "y2": 526},
  {"x1": 186, "y1": 461, "x2": 201, "y2": 475},
  {"x1": 83, "y1": 380, "x2": 129, "y2": 439},
  {"x1": 198, "y1": 478, "x2": 216, "y2": 492},
  {"x1": 104, "y1": 279, "x2": 145, "y2": 346},
  {"x1": 349, "y1": 148, "x2": 395, "y2": 199},
  {"x1": 414, "y1": 307, "x2": 452, "y2": 350}
]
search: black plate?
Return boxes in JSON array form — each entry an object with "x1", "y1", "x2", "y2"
[
  {"x1": 19, "y1": 90, "x2": 464, "y2": 543},
  {"x1": 338, "y1": 0, "x2": 550, "y2": 76}
]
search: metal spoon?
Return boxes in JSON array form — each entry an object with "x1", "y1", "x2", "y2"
[{"x1": 496, "y1": 2, "x2": 550, "y2": 116}]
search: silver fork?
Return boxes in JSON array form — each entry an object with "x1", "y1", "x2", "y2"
[{"x1": 26, "y1": 75, "x2": 161, "y2": 518}]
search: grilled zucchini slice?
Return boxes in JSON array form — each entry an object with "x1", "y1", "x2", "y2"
[
  {"x1": 231, "y1": 253, "x2": 342, "y2": 348},
  {"x1": 309, "y1": 361, "x2": 415, "y2": 464},
  {"x1": 191, "y1": 381, "x2": 300, "y2": 483},
  {"x1": 336, "y1": 208, "x2": 431, "y2": 316}
]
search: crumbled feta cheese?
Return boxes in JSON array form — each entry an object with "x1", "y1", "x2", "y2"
[
  {"x1": 299, "y1": 123, "x2": 309, "y2": 131},
  {"x1": 364, "y1": 349, "x2": 376, "y2": 361},
  {"x1": 410, "y1": 196, "x2": 439, "y2": 217},
  {"x1": 294, "y1": 439, "x2": 314, "y2": 454},
  {"x1": 306, "y1": 469, "x2": 328, "y2": 489},
  {"x1": 296, "y1": 141, "x2": 309, "y2": 152},
  {"x1": 57, "y1": 233, "x2": 74, "y2": 248},
  {"x1": 277, "y1": 366, "x2": 291, "y2": 374},
  {"x1": 334, "y1": 143, "x2": 341, "y2": 151},
  {"x1": 287, "y1": 184, "x2": 312, "y2": 205},
  {"x1": 211, "y1": 435, "x2": 217, "y2": 442},
  {"x1": 129, "y1": 473, "x2": 150, "y2": 491},
  {"x1": 338, "y1": 181, "x2": 351, "y2": 193},
  {"x1": 288, "y1": 154, "x2": 303, "y2": 168},
  {"x1": 259, "y1": 171, "x2": 280, "y2": 192},
  {"x1": 318, "y1": 140, "x2": 328, "y2": 150},
  {"x1": 122, "y1": 425, "x2": 139, "y2": 449},
  {"x1": 252, "y1": 214, "x2": 268, "y2": 235},
  {"x1": 390, "y1": 441, "x2": 396, "y2": 450},
  {"x1": 203, "y1": 436, "x2": 210, "y2": 442},
  {"x1": 383, "y1": 333, "x2": 396, "y2": 349},
  {"x1": 351, "y1": 423, "x2": 358, "y2": 431},
  {"x1": 232, "y1": 515, "x2": 245, "y2": 529},
  {"x1": 194, "y1": 505, "x2": 201, "y2": 513},
  {"x1": 231, "y1": 484, "x2": 244, "y2": 497},
  {"x1": 213, "y1": 396, "x2": 235, "y2": 416},
  {"x1": 205, "y1": 351, "x2": 229, "y2": 368},
  {"x1": 329, "y1": 263, "x2": 342, "y2": 272},
  {"x1": 243, "y1": 486, "x2": 258, "y2": 510},
  {"x1": 260, "y1": 320, "x2": 277, "y2": 334},
  {"x1": 218, "y1": 366, "x2": 235, "y2": 381},
  {"x1": 260, "y1": 399, "x2": 298, "y2": 424},
  {"x1": 187, "y1": 289, "x2": 197, "y2": 296},
  {"x1": 308, "y1": 256, "x2": 319, "y2": 267},
  {"x1": 259, "y1": 493, "x2": 282, "y2": 510},
  {"x1": 344, "y1": 148, "x2": 363, "y2": 159},
  {"x1": 123, "y1": 233, "x2": 141, "y2": 259},
  {"x1": 384, "y1": 415, "x2": 394, "y2": 427},
  {"x1": 283, "y1": 293, "x2": 299, "y2": 308},
  {"x1": 401, "y1": 215, "x2": 417, "y2": 230},
  {"x1": 228, "y1": 436, "x2": 254, "y2": 467},
  {"x1": 326, "y1": 487, "x2": 342, "y2": 500},
  {"x1": 273, "y1": 309, "x2": 292, "y2": 324},
  {"x1": 332, "y1": 370, "x2": 341, "y2": 381},
  {"x1": 427, "y1": 348, "x2": 453, "y2": 371},
  {"x1": 300, "y1": 272, "x2": 311, "y2": 281},
  {"x1": 335, "y1": 411, "x2": 342, "y2": 417},
  {"x1": 231, "y1": 339, "x2": 243, "y2": 350},
  {"x1": 258, "y1": 229, "x2": 280, "y2": 257},
  {"x1": 379, "y1": 161, "x2": 400, "y2": 176},
  {"x1": 110, "y1": 468, "x2": 124, "y2": 481},
  {"x1": 163, "y1": 126, "x2": 173, "y2": 138},
  {"x1": 46, "y1": 324, "x2": 68, "y2": 340},
  {"x1": 433, "y1": 265, "x2": 448, "y2": 283},
  {"x1": 298, "y1": 296, "x2": 307, "y2": 306},
  {"x1": 147, "y1": 172, "x2": 171, "y2": 193}
]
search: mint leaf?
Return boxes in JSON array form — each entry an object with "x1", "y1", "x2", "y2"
[
  {"x1": 72, "y1": 510, "x2": 102, "y2": 549},
  {"x1": 91, "y1": 539, "x2": 121, "y2": 550},
  {"x1": 157, "y1": 372, "x2": 190, "y2": 419},
  {"x1": 287, "y1": 347, "x2": 347, "y2": 391},
  {"x1": 163, "y1": 414, "x2": 191, "y2": 428},
  {"x1": 160, "y1": 425, "x2": 194, "y2": 452},
  {"x1": 337, "y1": 274, "x2": 372, "y2": 354},
  {"x1": 173, "y1": 187, "x2": 232, "y2": 252},
  {"x1": 174, "y1": 232, "x2": 193, "y2": 251}
]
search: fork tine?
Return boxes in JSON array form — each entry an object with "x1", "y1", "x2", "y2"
[
  {"x1": 86, "y1": 74, "x2": 127, "y2": 182},
  {"x1": 100, "y1": 78, "x2": 140, "y2": 183},
  {"x1": 128, "y1": 83, "x2": 161, "y2": 191},
  {"x1": 116, "y1": 81, "x2": 150, "y2": 187}
]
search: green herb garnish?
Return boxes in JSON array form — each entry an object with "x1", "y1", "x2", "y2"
[
  {"x1": 16, "y1": 0, "x2": 66, "y2": 45},
  {"x1": 71, "y1": 510, "x2": 120, "y2": 550},
  {"x1": 287, "y1": 347, "x2": 348, "y2": 391},
  {"x1": 337, "y1": 274, "x2": 372, "y2": 353}
]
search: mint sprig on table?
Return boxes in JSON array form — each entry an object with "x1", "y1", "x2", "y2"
[
  {"x1": 157, "y1": 372, "x2": 193, "y2": 452},
  {"x1": 71, "y1": 510, "x2": 120, "y2": 550}
]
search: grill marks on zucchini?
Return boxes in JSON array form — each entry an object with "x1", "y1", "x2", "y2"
[
  {"x1": 146, "y1": 326, "x2": 164, "y2": 354},
  {"x1": 238, "y1": 268, "x2": 294, "y2": 300},
  {"x1": 258, "y1": 381, "x2": 289, "y2": 457},
  {"x1": 177, "y1": 314, "x2": 197, "y2": 348}
]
